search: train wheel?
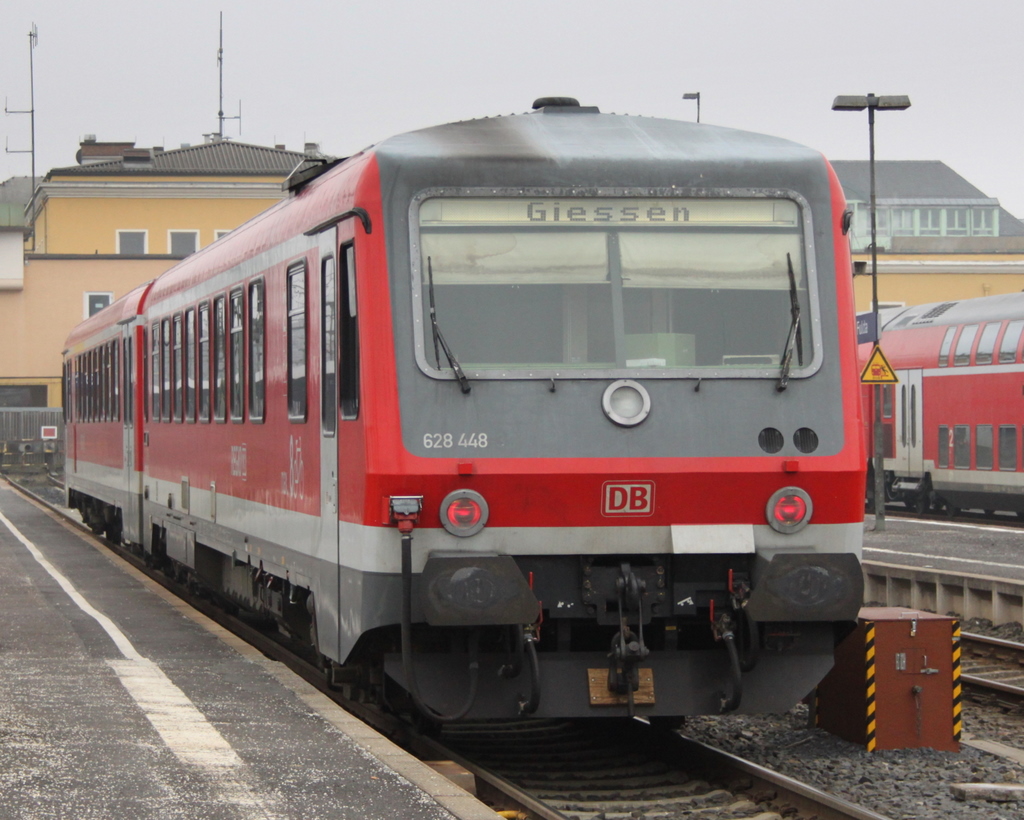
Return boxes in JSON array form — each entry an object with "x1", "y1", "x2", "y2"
[{"x1": 913, "y1": 494, "x2": 929, "y2": 515}]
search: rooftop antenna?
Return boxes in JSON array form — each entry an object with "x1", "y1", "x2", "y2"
[
  {"x1": 215, "y1": 12, "x2": 241, "y2": 140},
  {"x1": 6, "y1": 23, "x2": 38, "y2": 250},
  {"x1": 6, "y1": 23, "x2": 38, "y2": 189}
]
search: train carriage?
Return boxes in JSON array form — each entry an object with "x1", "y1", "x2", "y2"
[{"x1": 65, "y1": 98, "x2": 865, "y2": 721}]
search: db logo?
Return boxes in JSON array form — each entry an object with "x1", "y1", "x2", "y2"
[{"x1": 602, "y1": 481, "x2": 655, "y2": 516}]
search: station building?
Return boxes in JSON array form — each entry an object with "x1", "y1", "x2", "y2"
[
  {"x1": 833, "y1": 161, "x2": 1024, "y2": 312},
  {"x1": 0, "y1": 137, "x2": 317, "y2": 407}
]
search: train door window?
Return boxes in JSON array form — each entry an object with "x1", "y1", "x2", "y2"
[
  {"x1": 937, "y1": 426, "x2": 949, "y2": 469},
  {"x1": 976, "y1": 425, "x2": 993, "y2": 470},
  {"x1": 899, "y1": 385, "x2": 907, "y2": 445},
  {"x1": 882, "y1": 384, "x2": 893, "y2": 418},
  {"x1": 214, "y1": 295, "x2": 227, "y2": 422},
  {"x1": 975, "y1": 323, "x2": 1000, "y2": 365},
  {"x1": 938, "y1": 326, "x2": 956, "y2": 367},
  {"x1": 199, "y1": 302, "x2": 211, "y2": 422},
  {"x1": 111, "y1": 340, "x2": 119, "y2": 422},
  {"x1": 249, "y1": 280, "x2": 265, "y2": 423},
  {"x1": 340, "y1": 244, "x2": 359, "y2": 421},
  {"x1": 1000, "y1": 320, "x2": 1024, "y2": 363},
  {"x1": 953, "y1": 425, "x2": 971, "y2": 469},
  {"x1": 173, "y1": 314, "x2": 184, "y2": 422},
  {"x1": 230, "y1": 288, "x2": 245, "y2": 423},
  {"x1": 185, "y1": 307, "x2": 196, "y2": 422},
  {"x1": 151, "y1": 323, "x2": 160, "y2": 422},
  {"x1": 954, "y1": 324, "x2": 978, "y2": 366},
  {"x1": 321, "y1": 256, "x2": 337, "y2": 436},
  {"x1": 101, "y1": 345, "x2": 109, "y2": 421},
  {"x1": 287, "y1": 261, "x2": 308, "y2": 422},
  {"x1": 999, "y1": 426, "x2": 1017, "y2": 471},
  {"x1": 161, "y1": 318, "x2": 172, "y2": 421},
  {"x1": 124, "y1": 337, "x2": 132, "y2": 426}
]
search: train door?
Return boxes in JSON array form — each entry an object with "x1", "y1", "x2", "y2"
[
  {"x1": 317, "y1": 227, "x2": 342, "y2": 657},
  {"x1": 122, "y1": 324, "x2": 143, "y2": 543},
  {"x1": 894, "y1": 369, "x2": 924, "y2": 477}
]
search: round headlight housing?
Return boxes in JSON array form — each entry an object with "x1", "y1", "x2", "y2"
[
  {"x1": 602, "y1": 379, "x2": 651, "y2": 427},
  {"x1": 440, "y1": 489, "x2": 489, "y2": 537},
  {"x1": 766, "y1": 486, "x2": 813, "y2": 534}
]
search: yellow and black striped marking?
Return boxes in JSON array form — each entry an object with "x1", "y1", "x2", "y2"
[
  {"x1": 952, "y1": 620, "x2": 962, "y2": 743},
  {"x1": 865, "y1": 620, "x2": 877, "y2": 751}
]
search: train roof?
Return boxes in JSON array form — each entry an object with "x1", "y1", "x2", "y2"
[
  {"x1": 64, "y1": 279, "x2": 154, "y2": 351},
  {"x1": 882, "y1": 291, "x2": 1024, "y2": 332},
  {"x1": 371, "y1": 101, "x2": 828, "y2": 187}
]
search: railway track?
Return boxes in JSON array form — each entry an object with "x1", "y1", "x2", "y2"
[
  {"x1": 961, "y1": 632, "x2": 1024, "y2": 710},
  {"x1": 7, "y1": 473, "x2": 893, "y2": 820}
]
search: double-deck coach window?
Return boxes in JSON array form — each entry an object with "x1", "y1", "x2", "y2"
[{"x1": 287, "y1": 261, "x2": 308, "y2": 421}]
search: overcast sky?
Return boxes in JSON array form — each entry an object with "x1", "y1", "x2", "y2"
[{"x1": 3, "y1": 1, "x2": 1022, "y2": 216}]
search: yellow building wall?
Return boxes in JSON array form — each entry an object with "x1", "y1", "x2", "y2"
[
  {"x1": 36, "y1": 194, "x2": 282, "y2": 254},
  {"x1": 0, "y1": 257, "x2": 174, "y2": 381}
]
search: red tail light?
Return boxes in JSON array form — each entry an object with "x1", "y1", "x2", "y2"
[
  {"x1": 766, "y1": 487, "x2": 813, "y2": 534},
  {"x1": 440, "y1": 489, "x2": 489, "y2": 537}
]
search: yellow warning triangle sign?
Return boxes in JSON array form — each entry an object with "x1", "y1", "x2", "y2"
[{"x1": 861, "y1": 345, "x2": 899, "y2": 384}]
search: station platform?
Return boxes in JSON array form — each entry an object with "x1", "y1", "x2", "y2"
[
  {"x1": 0, "y1": 482, "x2": 497, "y2": 820},
  {"x1": 862, "y1": 512, "x2": 1024, "y2": 581}
]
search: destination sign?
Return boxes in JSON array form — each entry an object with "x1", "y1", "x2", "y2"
[{"x1": 420, "y1": 197, "x2": 799, "y2": 228}]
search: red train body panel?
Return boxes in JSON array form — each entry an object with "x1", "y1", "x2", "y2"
[{"x1": 65, "y1": 101, "x2": 865, "y2": 720}]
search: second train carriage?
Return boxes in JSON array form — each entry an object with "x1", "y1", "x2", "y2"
[
  {"x1": 864, "y1": 291, "x2": 1024, "y2": 516},
  {"x1": 65, "y1": 99, "x2": 866, "y2": 720}
]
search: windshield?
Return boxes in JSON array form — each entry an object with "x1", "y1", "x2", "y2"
[{"x1": 415, "y1": 195, "x2": 814, "y2": 377}]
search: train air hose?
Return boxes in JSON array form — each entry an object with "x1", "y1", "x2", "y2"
[
  {"x1": 719, "y1": 630, "x2": 743, "y2": 713},
  {"x1": 400, "y1": 530, "x2": 481, "y2": 723}
]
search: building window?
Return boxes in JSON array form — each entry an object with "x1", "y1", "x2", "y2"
[
  {"x1": 954, "y1": 325, "x2": 978, "y2": 366},
  {"x1": 85, "y1": 292, "x2": 113, "y2": 318},
  {"x1": 976, "y1": 425, "x2": 993, "y2": 470},
  {"x1": 999, "y1": 426, "x2": 1017, "y2": 471},
  {"x1": 891, "y1": 208, "x2": 915, "y2": 236},
  {"x1": 169, "y1": 230, "x2": 199, "y2": 256},
  {"x1": 919, "y1": 208, "x2": 941, "y2": 236},
  {"x1": 117, "y1": 230, "x2": 147, "y2": 255},
  {"x1": 215, "y1": 230, "x2": 231, "y2": 241},
  {"x1": 287, "y1": 261, "x2": 307, "y2": 422},
  {"x1": 953, "y1": 425, "x2": 971, "y2": 469},
  {"x1": 1000, "y1": 320, "x2": 1024, "y2": 363},
  {"x1": 938, "y1": 425, "x2": 949, "y2": 469},
  {"x1": 973, "y1": 208, "x2": 996, "y2": 236},
  {"x1": 975, "y1": 323, "x2": 1000, "y2": 365},
  {"x1": 947, "y1": 208, "x2": 969, "y2": 236}
]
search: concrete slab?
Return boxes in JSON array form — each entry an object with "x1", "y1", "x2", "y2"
[{"x1": 0, "y1": 483, "x2": 498, "y2": 820}]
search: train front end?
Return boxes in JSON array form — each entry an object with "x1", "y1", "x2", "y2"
[{"x1": 369, "y1": 102, "x2": 865, "y2": 720}]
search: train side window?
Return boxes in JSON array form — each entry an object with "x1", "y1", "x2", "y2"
[
  {"x1": 173, "y1": 314, "x2": 184, "y2": 423},
  {"x1": 938, "y1": 326, "x2": 956, "y2": 367},
  {"x1": 287, "y1": 261, "x2": 308, "y2": 422},
  {"x1": 101, "y1": 345, "x2": 109, "y2": 421},
  {"x1": 1000, "y1": 320, "x2": 1024, "y2": 363},
  {"x1": 937, "y1": 425, "x2": 949, "y2": 468},
  {"x1": 953, "y1": 324, "x2": 978, "y2": 366},
  {"x1": 321, "y1": 256, "x2": 337, "y2": 436},
  {"x1": 185, "y1": 307, "x2": 196, "y2": 422},
  {"x1": 999, "y1": 426, "x2": 1017, "y2": 471},
  {"x1": 976, "y1": 425, "x2": 993, "y2": 470},
  {"x1": 340, "y1": 244, "x2": 359, "y2": 421},
  {"x1": 161, "y1": 318, "x2": 172, "y2": 421},
  {"x1": 199, "y1": 302, "x2": 211, "y2": 422},
  {"x1": 111, "y1": 341, "x2": 120, "y2": 423},
  {"x1": 975, "y1": 323, "x2": 1000, "y2": 365},
  {"x1": 148, "y1": 325, "x2": 156, "y2": 423},
  {"x1": 249, "y1": 280, "x2": 265, "y2": 423},
  {"x1": 214, "y1": 295, "x2": 227, "y2": 422},
  {"x1": 953, "y1": 425, "x2": 971, "y2": 469},
  {"x1": 230, "y1": 288, "x2": 245, "y2": 423}
]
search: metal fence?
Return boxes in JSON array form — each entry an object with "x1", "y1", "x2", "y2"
[{"x1": 0, "y1": 408, "x2": 64, "y2": 470}]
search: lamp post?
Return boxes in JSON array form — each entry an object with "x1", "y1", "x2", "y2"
[
  {"x1": 832, "y1": 93, "x2": 911, "y2": 532},
  {"x1": 683, "y1": 92, "x2": 701, "y2": 123}
]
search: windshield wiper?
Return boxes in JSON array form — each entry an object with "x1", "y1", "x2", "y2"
[
  {"x1": 427, "y1": 257, "x2": 471, "y2": 394},
  {"x1": 776, "y1": 252, "x2": 804, "y2": 392}
]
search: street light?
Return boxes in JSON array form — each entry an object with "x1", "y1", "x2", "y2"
[
  {"x1": 832, "y1": 93, "x2": 911, "y2": 532},
  {"x1": 683, "y1": 92, "x2": 701, "y2": 123}
]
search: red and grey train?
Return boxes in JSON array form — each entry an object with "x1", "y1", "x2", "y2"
[
  {"x1": 64, "y1": 98, "x2": 865, "y2": 721},
  {"x1": 864, "y1": 292, "x2": 1024, "y2": 517}
]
